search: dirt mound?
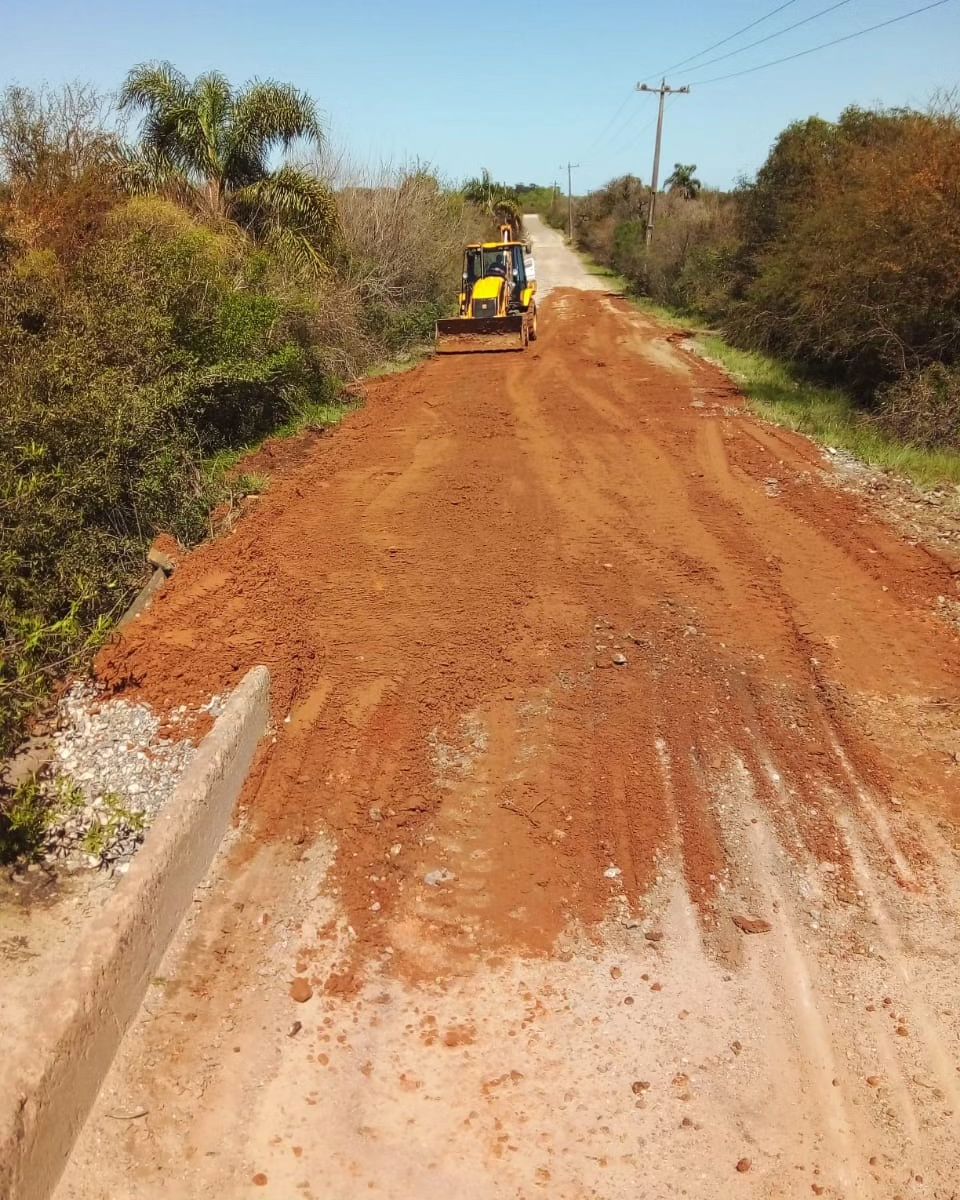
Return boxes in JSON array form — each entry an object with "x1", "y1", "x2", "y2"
[{"x1": 95, "y1": 289, "x2": 960, "y2": 974}]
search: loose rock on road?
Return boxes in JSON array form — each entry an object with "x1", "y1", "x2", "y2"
[{"x1": 58, "y1": 216, "x2": 960, "y2": 1199}]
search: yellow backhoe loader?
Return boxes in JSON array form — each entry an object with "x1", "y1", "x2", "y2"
[{"x1": 435, "y1": 226, "x2": 537, "y2": 353}]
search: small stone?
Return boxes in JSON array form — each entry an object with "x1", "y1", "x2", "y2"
[
  {"x1": 424, "y1": 868, "x2": 456, "y2": 887},
  {"x1": 288, "y1": 1021, "x2": 303, "y2": 1037},
  {"x1": 732, "y1": 914, "x2": 772, "y2": 935},
  {"x1": 631, "y1": 1081, "x2": 650, "y2": 1094},
  {"x1": 866, "y1": 1075, "x2": 881, "y2": 1087},
  {"x1": 612, "y1": 653, "x2": 628, "y2": 666},
  {"x1": 147, "y1": 537, "x2": 179, "y2": 573},
  {"x1": 290, "y1": 978, "x2": 313, "y2": 1003},
  {"x1": 368, "y1": 807, "x2": 383, "y2": 822},
  {"x1": 603, "y1": 866, "x2": 622, "y2": 879},
  {"x1": 644, "y1": 930, "x2": 663, "y2": 943},
  {"x1": 736, "y1": 1158, "x2": 751, "y2": 1174}
]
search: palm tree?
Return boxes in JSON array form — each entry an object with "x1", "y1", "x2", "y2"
[
  {"x1": 665, "y1": 163, "x2": 702, "y2": 200},
  {"x1": 118, "y1": 62, "x2": 337, "y2": 266},
  {"x1": 462, "y1": 170, "x2": 523, "y2": 237}
]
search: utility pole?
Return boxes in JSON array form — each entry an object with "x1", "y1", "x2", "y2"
[
  {"x1": 560, "y1": 162, "x2": 580, "y2": 241},
  {"x1": 636, "y1": 79, "x2": 690, "y2": 246}
]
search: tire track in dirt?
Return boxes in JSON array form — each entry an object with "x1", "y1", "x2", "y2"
[{"x1": 61, "y1": 280, "x2": 960, "y2": 1198}]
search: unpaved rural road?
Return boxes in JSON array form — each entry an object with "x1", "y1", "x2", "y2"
[{"x1": 58, "y1": 216, "x2": 960, "y2": 1198}]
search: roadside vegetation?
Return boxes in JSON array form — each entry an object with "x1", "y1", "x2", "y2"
[
  {"x1": 568, "y1": 100, "x2": 960, "y2": 479},
  {"x1": 0, "y1": 64, "x2": 490, "y2": 803}
]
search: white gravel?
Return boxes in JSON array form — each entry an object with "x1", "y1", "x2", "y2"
[{"x1": 33, "y1": 683, "x2": 221, "y2": 875}]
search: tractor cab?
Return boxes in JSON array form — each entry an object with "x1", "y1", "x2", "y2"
[
  {"x1": 460, "y1": 225, "x2": 533, "y2": 318},
  {"x1": 436, "y1": 225, "x2": 538, "y2": 353},
  {"x1": 464, "y1": 243, "x2": 529, "y2": 309}
]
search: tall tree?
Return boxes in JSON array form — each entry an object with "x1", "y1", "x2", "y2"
[
  {"x1": 665, "y1": 163, "x2": 702, "y2": 200},
  {"x1": 119, "y1": 62, "x2": 337, "y2": 266}
]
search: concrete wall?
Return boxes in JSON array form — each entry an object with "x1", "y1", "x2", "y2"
[{"x1": 0, "y1": 666, "x2": 270, "y2": 1200}]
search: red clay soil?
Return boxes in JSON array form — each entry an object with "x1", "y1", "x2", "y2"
[{"x1": 96, "y1": 289, "x2": 960, "y2": 979}]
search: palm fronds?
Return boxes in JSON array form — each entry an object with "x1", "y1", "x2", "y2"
[{"x1": 119, "y1": 62, "x2": 331, "y2": 262}]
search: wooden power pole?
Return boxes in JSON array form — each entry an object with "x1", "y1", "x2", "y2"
[
  {"x1": 560, "y1": 161, "x2": 580, "y2": 241},
  {"x1": 636, "y1": 79, "x2": 690, "y2": 246}
]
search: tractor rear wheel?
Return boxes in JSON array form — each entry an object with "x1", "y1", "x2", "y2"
[{"x1": 529, "y1": 304, "x2": 538, "y2": 342}]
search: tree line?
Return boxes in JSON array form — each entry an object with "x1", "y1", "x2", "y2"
[
  {"x1": 562, "y1": 100, "x2": 960, "y2": 451},
  {"x1": 0, "y1": 62, "x2": 490, "y2": 773}
]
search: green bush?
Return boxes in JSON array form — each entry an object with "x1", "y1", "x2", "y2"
[
  {"x1": 611, "y1": 219, "x2": 646, "y2": 281},
  {"x1": 874, "y1": 363, "x2": 960, "y2": 450},
  {"x1": 363, "y1": 298, "x2": 446, "y2": 352},
  {"x1": 574, "y1": 102, "x2": 960, "y2": 433},
  {"x1": 1, "y1": 81, "x2": 484, "y2": 768},
  {"x1": 0, "y1": 196, "x2": 334, "y2": 758},
  {"x1": 728, "y1": 106, "x2": 960, "y2": 397}
]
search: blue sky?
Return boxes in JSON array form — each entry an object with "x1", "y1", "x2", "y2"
[{"x1": 2, "y1": 0, "x2": 957, "y2": 190}]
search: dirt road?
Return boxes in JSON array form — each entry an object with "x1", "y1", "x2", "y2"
[{"x1": 57, "y1": 218, "x2": 960, "y2": 1199}]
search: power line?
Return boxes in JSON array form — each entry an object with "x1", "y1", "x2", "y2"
[
  {"x1": 608, "y1": 110, "x2": 661, "y2": 157},
  {"x1": 585, "y1": 90, "x2": 637, "y2": 155},
  {"x1": 690, "y1": 0, "x2": 953, "y2": 84},
  {"x1": 643, "y1": 0, "x2": 803, "y2": 78},
  {"x1": 688, "y1": 0, "x2": 857, "y2": 74}
]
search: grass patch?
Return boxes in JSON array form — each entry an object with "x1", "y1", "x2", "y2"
[
  {"x1": 574, "y1": 247, "x2": 960, "y2": 489},
  {"x1": 580, "y1": 254, "x2": 631, "y2": 295},
  {"x1": 203, "y1": 396, "x2": 355, "y2": 492},
  {"x1": 0, "y1": 773, "x2": 84, "y2": 865},
  {"x1": 273, "y1": 399, "x2": 353, "y2": 437},
  {"x1": 698, "y1": 337, "x2": 960, "y2": 489},
  {"x1": 363, "y1": 342, "x2": 434, "y2": 379}
]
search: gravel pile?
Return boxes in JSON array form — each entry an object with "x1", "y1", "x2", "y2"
[{"x1": 34, "y1": 683, "x2": 220, "y2": 875}]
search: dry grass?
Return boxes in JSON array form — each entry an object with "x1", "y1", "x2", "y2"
[{"x1": 312, "y1": 152, "x2": 489, "y2": 351}]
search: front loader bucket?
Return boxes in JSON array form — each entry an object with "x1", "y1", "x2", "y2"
[{"x1": 435, "y1": 315, "x2": 526, "y2": 354}]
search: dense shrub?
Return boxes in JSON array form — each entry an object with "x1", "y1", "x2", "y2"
[
  {"x1": 0, "y1": 195, "x2": 340, "y2": 755},
  {"x1": 332, "y1": 164, "x2": 487, "y2": 348},
  {"x1": 730, "y1": 105, "x2": 960, "y2": 396},
  {"x1": 874, "y1": 364, "x2": 960, "y2": 450},
  {"x1": 575, "y1": 101, "x2": 960, "y2": 440},
  {"x1": 0, "y1": 83, "x2": 122, "y2": 263},
  {"x1": 0, "y1": 80, "x2": 491, "y2": 767}
]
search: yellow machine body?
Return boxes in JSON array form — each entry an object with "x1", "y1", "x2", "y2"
[{"x1": 436, "y1": 227, "x2": 538, "y2": 354}]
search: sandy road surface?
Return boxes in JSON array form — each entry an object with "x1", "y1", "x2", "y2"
[
  {"x1": 57, "y1": 221, "x2": 960, "y2": 1199},
  {"x1": 524, "y1": 213, "x2": 607, "y2": 296}
]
